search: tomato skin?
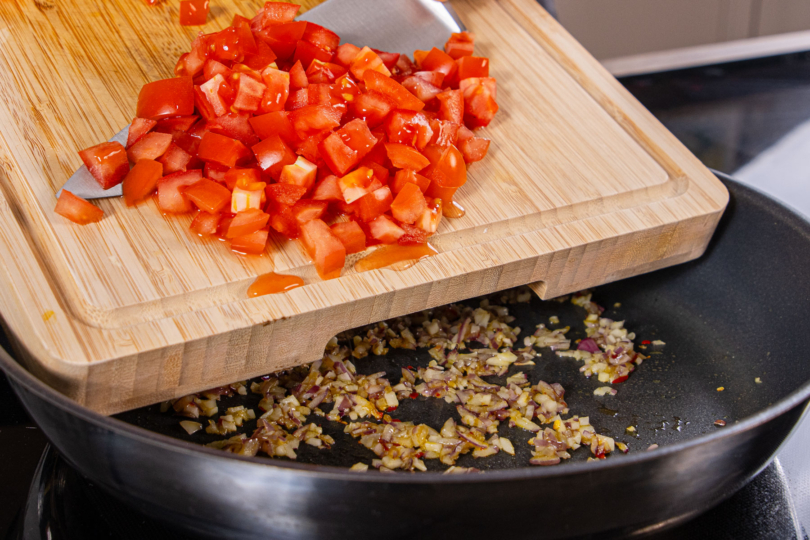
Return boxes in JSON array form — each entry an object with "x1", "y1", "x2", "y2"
[
  {"x1": 299, "y1": 219, "x2": 346, "y2": 280},
  {"x1": 183, "y1": 179, "x2": 232, "y2": 214},
  {"x1": 293, "y1": 41, "x2": 332, "y2": 70},
  {"x1": 356, "y1": 186, "x2": 393, "y2": 222},
  {"x1": 421, "y1": 47, "x2": 458, "y2": 81},
  {"x1": 157, "y1": 169, "x2": 202, "y2": 213},
  {"x1": 350, "y1": 47, "x2": 391, "y2": 80},
  {"x1": 137, "y1": 77, "x2": 194, "y2": 120},
  {"x1": 390, "y1": 182, "x2": 427, "y2": 224},
  {"x1": 385, "y1": 143, "x2": 430, "y2": 170},
  {"x1": 54, "y1": 190, "x2": 104, "y2": 224},
  {"x1": 226, "y1": 208, "x2": 270, "y2": 238},
  {"x1": 123, "y1": 159, "x2": 163, "y2": 206},
  {"x1": 330, "y1": 221, "x2": 366, "y2": 254},
  {"x1": 179, "y1": 0, "x2": 209, "y2": 25},
  {"x1": 363, "y1": 70, "x2": 424, "y2": 112},
  {"x1": 302, "y1": 23, "x2": 340, "y2": 54},
  {"x1": 231, "y1": 229, "x2": 269, "y2": 255},
  {"x1": 422, "y1": 144, "x2": 466, "y2": 188},
  {"x1": 251, "y1": 135, "x2": 297, "y2": 180},
  {"x1": 257, "y1": 21, "x2": 307, "y2": 60},
  {"x1": 196, "y1": 132, "x2": 251, "y2": 168},
  {"x1": 126, "y1": 118, "x2": 157, "y2": 148},
  {"x1": 78, "y1": 141, "x2": 130, "y2": 189},
  {"x1": 249, "y1": 111, "x2": 298, "y2": 143},
  {"x1": 190, "y1": 210, "x2": 221, "y2": 235},
  {"x1": 456, "y1": 56, "x2": 489, "y2": 80},
  {"x1": 127, "y1": 132, "x2": 173, "y2": 162},
  {"x1": 391, "y1": 168, "x2": 430, "y2": 195}
]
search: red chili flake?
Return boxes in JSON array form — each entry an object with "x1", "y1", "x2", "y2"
[
  {"x1": 386, "y1": 406, "x2": 397, "y2": 412},
  {"x1": 714, "y1": 419, "x2": 726, "y2": 427},
  {"x1": 612, "y1": 375, "x2": 629, "y2": 384},
  {"x1": 392, "y1": 419, "x2": 401, "y2": 423},
  {"x1": 641, "y1": 340, "x2": 651, "y2": 345},
  {"x1": 407, "y1": 366, "x2": 415, "y2": 370},
  {"x1": 409, "y1": 392, "x2": 418, "y2": 399}
]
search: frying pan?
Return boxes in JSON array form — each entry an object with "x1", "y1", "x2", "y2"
[{"x1": 2, "y1": 174, "x2": 810, "y2": 539}]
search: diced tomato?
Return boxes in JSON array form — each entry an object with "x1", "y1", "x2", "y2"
[
  {"x1": 216, "y1": 214, "x2": 235, "y2": 237},
  {"x1": 288, "y1": 59, "x2": 309, "y2": 90},
  {"x1": 266, "y1": 183, "x2": 307, "y2": 206},
  {"x1": 222, "y1": 168, "x2": 258, "y2": 192},
  {"x1": 319, "y1": 131, "x2": 356, "y2": 176},
  {"x1": 193, "y1": 85, "x2": 218, "y2": 121},
  {"x1": 422, "y1": 144, "x2": 466, "y2": 188},
  {"x1": 429, "y1": 119, "x2": 461, "y2": 147},
  {"x1": 302, "y1": 22, "x2": 340, "y2": 53},
  {"x1": 390, "y1": 182, "x2": 427, "y2": 224},
  {"x1": 204, "y1": 162, "x2": 229, "y2": 183},
  {"x1": 176, "y1": 35, "x2": 208, "y2": 77},
  {"x1": 123, "y1": 159, "x2": 163, "y2": 206},
  {"x1": 286, "y1": 88, "x2": 309, "y2": 110},
  {"x1": 436, "y1": 89, "x2": 464, "y2": 125},
  {"x1": 126, "y1": 118, "x2": 157, "y2": 148},
  {"x1": 280, "y1": 156, "x2": 318, "y2": 189},
  {"x1": 199, "y1": 74, "x2": 232, "y2": 117},
  {"x1": 226, "y1": 208, "x2": 270, "y2": 238},
  {"x1": 363, "y1": 70, "x2": 424, "y2": 112},
  {"x1": 351, "y1": 91, "x2": 395, "y2": 129},
  {"x1": 243, "y1": 40, "x2": 278, "y2": 71},
  {"x1": 414, "y1": 70, "x2": 445, "y2": 87},
  {"x1": 257, "y1": 21, "x2": 306, "y2": 60},
  {"x1": 190, "y1": 210, "x2": 221, "y2": 235},
  {"x1": 205, "y1": 113, "x2": 259, "y2": 147},
  {"x1": 459, "y1": 136, "x2": 490, "y2": 163},
  {"x1": 289, "y1": 105, "x2": 342, "y2": 139},
  {"x1": 157, "y1": 169, "x2": 202, "y2": 213},
  {"x1": 54, "y1": 190, "x2": 104, "y2": 224},
  {"x1": 269, "y1": 207, "x2": 300, "y2": 238},
  {"x1": 259, "y1": 66, "x2": 290, "y2": 113},
  {"x1": 179, "y1": 0, "x2": 208, "y2": 25},
  {"x1": 402, "y1": 76, "x2": 442, "y2": 103},
  {"x1": 253, "y1": 2, "x2": 300, "y2": 29},
  {"x1": 195, "y1": 132, "x2": 250, "y2": 167},
  {"x1": 249, "y1": 111, "x2": 298, "y2": 143},
  {"x1": 356, "y1": 186, "x2": 393, "y2": 222},
  {"x1": 421, "y1": 48, "x2": 458, "y2": 81},
  {"x1": 444, "y1": 32, "x2": 475, "y2": 59},
  {"x1": 394, "y1": 54, "x2": 417, "y2": 77},
  {"x1": 386, "y1": 110, "x2": 433, "y2": 150},
  {"x1": 338, "y1": 167, "x2": 374, "y2": 203},
  {"x1": 371, "y1": 49, "x2": 400, "y2": 70},
  {"x1": 365, "y1": 161, "x2": 390, "y2": 184},
  {"x1": 158, "y1": 143, "x2": 193, "y2": 174},
  {"x1": 312, "y1": 174, "x2": 343, "y2": 201},
  {"x1": 232, "y1": 73, "x2": 267, "y2": 112},
  {"x1": 385, "y1": 143, "x2": 430, "y2": 170},
  {"x1": 291, "y1": 199, "x2": 328, "y2": 224},
  {"x1": 299, "y1": 219, "x2": 346, "y2": 279},
  {"x1": 137, "y1": 77, "x2": 194, "y2": 120},
  {"x1": 416, "y1": 197, "x2": 443, "y2": 233},
  {"x1": 78, "y1": 141, "x2": 129, "y2": 189},
  {"x1": 127, "y1": 131, "x2": 173, "y2": 162},
  {"x1": 294, "y1": 131, "x2": 328, "y2": 166},
  {"x1": 154, "y1": 115, "x2": 198, "y2": 135},
  {"x1": 251, "y1": 135, "x2": 297, "y2": 180},
  {"x1": 293, "y1": 40, "x2": 332, "y2": 69},
  {"x1": 350, "y1": 47, "x2": 391, "y2": 80},
  {"x1": 231, "y1": 229, "x2": 269, "y2": 255},
  {"x1": 208, "y1": 26, "x2": 248, "y2": 63},
  {"x1": 335, "y1": 43, "x2": 360, "y2": 67},
  {"x1": 368, "y1": 214, "x2": 404, "y2": 244},
  {"x1": 306, "y1": 60, "x2": 347, "y2": 84},
  {"x1": 456, "y1": 56, "x2": 489, "y2": 80},
  {"x1": 459, "y1": 77, "x2": 499, "y2": 128},
  {"x1": 398, "y1": 223, "x2": 429, "y2": 245},
  {"x1": 413, "y1": 50, "x2": 429, "y2": 68},
  {"x1": 391, "y1": 169, "x2": 431, "y2": 195},
  {"x1": 330, "y1": 221, "x2": 366, "y2": 254},
  {"x1": 232, "y1": 16, "x2": 258, "y2": 55},
  {"x1": 231, "y1": 182, "x2": 266, "y2": 213},
  {"x1": 183, "y1": 178, "x2": 232, "y2": 213}
]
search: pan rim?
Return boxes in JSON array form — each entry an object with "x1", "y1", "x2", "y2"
[{"x1": 3, "y1": 175, "x2": 810, "y2": 484}]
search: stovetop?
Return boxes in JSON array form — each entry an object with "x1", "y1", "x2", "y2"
[{"x1": 3, "y1": 48, "x2": 810, "y2": 540}]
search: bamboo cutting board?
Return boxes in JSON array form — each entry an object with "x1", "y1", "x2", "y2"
[{"x1": 0, "y1": 0, "x2": 727, "y2": 414}]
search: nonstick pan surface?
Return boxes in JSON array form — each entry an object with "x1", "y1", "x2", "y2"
[{"x1": 3, "y1": 175, "x2": 810, "y2": 539}]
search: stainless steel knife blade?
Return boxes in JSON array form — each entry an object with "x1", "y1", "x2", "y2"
[{"x1": 58, "y1": 0, "x2": 464, "y2": 199}]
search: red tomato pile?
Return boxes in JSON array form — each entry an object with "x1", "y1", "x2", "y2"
[{"x1": 57, "y1": 2, "x2": 499, "y2": 281}]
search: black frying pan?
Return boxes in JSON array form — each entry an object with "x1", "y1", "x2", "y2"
[{"x1": 2, "y1": 174, "x2": 810, "y2": 539}]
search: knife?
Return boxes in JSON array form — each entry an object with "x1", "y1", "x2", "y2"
[{"x1": 57, "y1": 0, "x2": 464, "y2": 200}]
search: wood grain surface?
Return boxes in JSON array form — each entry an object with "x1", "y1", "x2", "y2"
[{"x1": 0, "y1": 0, "x2": 728, "y2": 414}]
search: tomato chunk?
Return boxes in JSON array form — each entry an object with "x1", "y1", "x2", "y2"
[
  {"x1": 291, "y1": 199, "x2": 329, "y2": 223},
  {"x1": 390, "y1": 182, "x2": 427, "y2": 224},
  {"x1": 330, "y1": 221, "x2": 366, "y2": 254},
  {"x1": 226, "y1": 208, "x2": 270, "y2": 238},
  {"x1": 257, "y1": 21, "x2": 306, "y2": 60},
  {"x1": 78, "y1": 141, "x2": 129, "y2": 189},
  {"x1": 197, "y1": 132, "x2": 251, "y2": 167},
  {"x1": 280, "y1": 156, "x2": 318, "y2": 189},
  {"x1": 457, "y1": 56, "x2": 489, "y2": 80},
  {"x1": 350, "y1": 47, "x2": 391, "y2": 80},
  {"x1": 299, "y1": 219, "x2": 346, "y2": 280},
  {"x1": 459, "y1": 136, "x2": 491, "y2": 163},
  {"x1": 231, "y1": 229, "x2": 269, "y2": 255},
  {"x1": 391, "y1": 169, "x2": 431, "y2": 195},
  {"x1": 266, "y1": 183, "x2": 307, "y2": 206},
  {"x1": 126, "y1": 118, "x2": 157, "y2": 148},
  {"x1": 123, "y1": 159, "x2": 163, "y2": 206},
  {"x1": 54, "y1": 190, "x2": 104, "y2": 224},
  {"x1": 127, "y1": 132, "x2": 173, "y2": 162},
  {"x1": 137, "y1": 77, "x2": 194, "y2": 120},
  {"x1": 338, "y1": 167, "x2": 375, "y2": 204},
  {"x1": 445, "y1": 32, "x2": 475, "y2": 59},
  {"x1": 252, "y1": 135, "x2": 297, "y2": 179},
  {"x1": 312, "y1": 174, "x2": 343, "y2": 201},
  {"x1": 183, "y1": 178, "x2": 232, "y2": 213},
  {"x1": 385, "y1": 143, "x2": 430, "y2": 170},
  {"x1": 368, "y1": 214, "x2": 404, "y2": 244},
  {"x1": 260, "y1": 66, "x2": 290, "y2": 113},
  {"x1": 357, "y1": 186, "x2": 393, "y2": 222},
  {"x1": 436, "y1": 89, "x2": 464, "y2": 125},
  {"x1": 190, "y1": 211, "x2": 221, "y2": 235},
  {"x1": 249, "y1": 111, "x2": 298, "y2": 143},
  {"x1": 179, "y1": 0, "x2": 209, "y2": 25},
  {"x1": 363, "y1": 70, "x2": 424, "y2": 112},
  {"x1": 157, "y1": 169, "x2": 202, "y2": 213}
]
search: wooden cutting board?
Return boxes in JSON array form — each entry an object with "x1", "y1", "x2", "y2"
[{"x1": 0, "y1": 0, "x2": 727, "y2": 414}]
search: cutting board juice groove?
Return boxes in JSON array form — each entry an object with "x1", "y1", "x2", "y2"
[{"x1": 0, "y1": 0, "x2": 727, "y2": 413}]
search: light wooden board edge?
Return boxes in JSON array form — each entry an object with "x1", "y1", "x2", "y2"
[{"x1": 0, "y1": 0, "x2": 730, "y2": 414}]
